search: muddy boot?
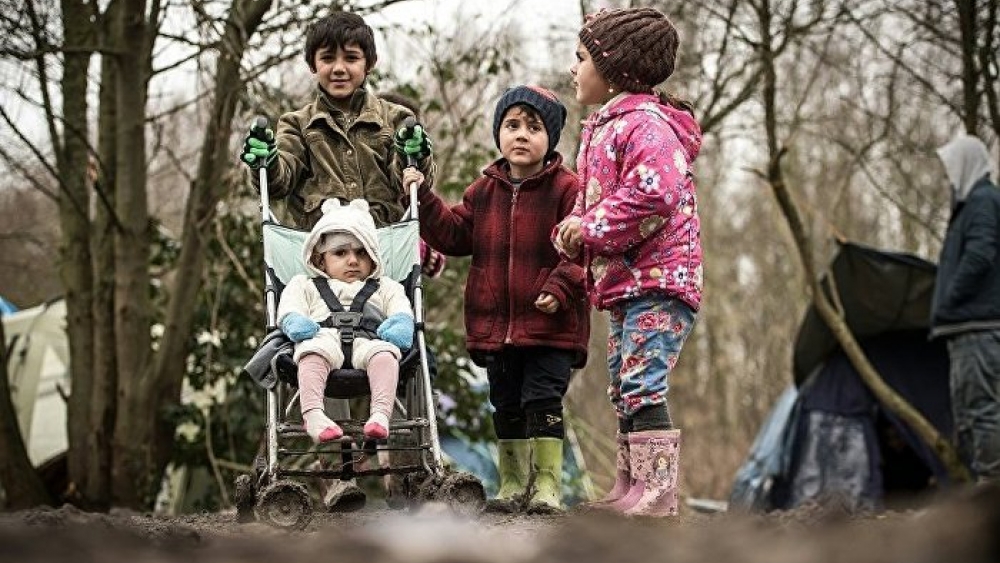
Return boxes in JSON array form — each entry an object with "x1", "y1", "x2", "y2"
[
  {"x1": 580, "y1": 432, "x2": 631, "y2": 509},
  {"x1": 319, "y1": 476, "x2": 367, "y2": 513},
  {"x1": 620, "y1": 429, "x2": 681, "y2": 518},
  {"x1": 527, "y1": 437, "x2": 564, "y2": 515},
  {"x1": 485, "y1": 439, "x2": 530, "y2": 513}
]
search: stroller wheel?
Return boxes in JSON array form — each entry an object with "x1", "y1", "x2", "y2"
[
  {"x1": 233, "y1": 474, "x2": 257, "y2": 523},
  {"x1": 409, "y1": 472, "x2": 439, "y2": 506},
  {"x1": 255, "y1": 480, "x2": 314, "y2": 530},
  {"x1": 435, "y1": 471, "x2": 486, "y2": 516}
]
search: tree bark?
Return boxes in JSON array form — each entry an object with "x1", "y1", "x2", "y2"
[
  {"x1": 955, "y1": 0, "x2": 979, "y2": 134},
  {"x1": 110, "y1": 0, "x2": 155, "y2": 507},
  {"x1": 84, "y1": 51, "x2": 120, "y2": 508},
  {"x1": 58, "y1": 0, "x2": 98, "y2": 509}
]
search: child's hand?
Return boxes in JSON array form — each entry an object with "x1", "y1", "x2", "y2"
[
  {"x1": 535, "y1": 292, "x2": 560, "y2": 314},
  {"x1": 556, "y1": 217, "x2": 583, "y2": 258},
  {"x1": 419, "y1": 239, "x2": 447, "y2": 278},
  {"x1": 402, "y1": 167, "x2": 425, "y2": 191}
]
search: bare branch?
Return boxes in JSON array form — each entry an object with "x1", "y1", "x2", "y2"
[{"x1": 0, "y1": 145, "x2": 60, "y2": 202}]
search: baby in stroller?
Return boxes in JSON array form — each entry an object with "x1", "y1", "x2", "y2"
[
  {"x1": 237, "y1": 160, "x2": 486, "y2": 528},
  {"x1": 279, "y1": 198, "x2": 414, "y2": 443}
]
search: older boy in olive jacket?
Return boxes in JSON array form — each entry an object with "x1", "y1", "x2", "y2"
[
  {"x1": 240, "y1": 10, "x2": 434, "y2": 229},
  {"x1": 238, "y1": 10, "x2": 434, "y2": 512}
]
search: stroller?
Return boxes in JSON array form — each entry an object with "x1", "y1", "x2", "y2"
[{"x1": 234, "y1": 118, "x2": 485, "y2": 529}]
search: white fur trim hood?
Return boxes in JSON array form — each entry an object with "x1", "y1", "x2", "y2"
[{"x1": 302, "y1": 199, "x2": 383, "y2": 279}]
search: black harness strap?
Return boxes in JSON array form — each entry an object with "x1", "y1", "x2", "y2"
[{"x1": 312, "y1": 277, "x2": 381, "y2": 369}]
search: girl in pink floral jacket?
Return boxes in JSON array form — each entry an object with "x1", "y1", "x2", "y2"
[{"x1": 555, "y1": 7, "x2": 702, "y2": 518}]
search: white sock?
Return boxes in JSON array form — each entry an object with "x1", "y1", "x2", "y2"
[
  {"x1": 364, "y1": 412, "x2": 390, "y2": 439},
  {"x1": 303, "y1": 408, "x2": 342, "y2": 443}
]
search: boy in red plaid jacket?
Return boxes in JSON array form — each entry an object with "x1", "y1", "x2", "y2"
[{"x1": 405, "y1": 86, "x2": 590, "y2": 514}]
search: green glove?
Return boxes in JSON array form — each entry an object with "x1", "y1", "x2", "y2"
[
  {"x1": 394, "y1": 123, "x2": 433, "y2": 161},
  {"x1": 240, "y1": 125, "x2": 277, "y2": 170}
]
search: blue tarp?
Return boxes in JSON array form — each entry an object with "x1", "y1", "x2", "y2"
[
  {"x1": 0, "y1": 296, "x2": 18, "y2": 316},
  {"x1": 729, "y1": 385, "x2": 799, "y2": 511}
]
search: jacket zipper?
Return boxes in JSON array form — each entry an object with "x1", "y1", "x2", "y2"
[{"x1": 503, "y1": 185, "x2": 520, "y2": 344}]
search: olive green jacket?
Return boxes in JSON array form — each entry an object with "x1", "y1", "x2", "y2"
[{"x1": 256, "y1": 87, "x2": 435, "y2": 228}]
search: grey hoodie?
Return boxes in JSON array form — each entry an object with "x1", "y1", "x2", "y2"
[
  {"x1": 936, "y1": 134, "x2": 994, "y2": 204},
  {"x1": 930, "y1": 134, "x2": 1000, "y2": 337}
]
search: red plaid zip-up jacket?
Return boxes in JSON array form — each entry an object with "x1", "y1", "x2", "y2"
[{"x1": 418, "y1": 154, "x2": 590, "y2": 367}]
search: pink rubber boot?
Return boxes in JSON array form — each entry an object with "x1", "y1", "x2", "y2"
[
  {"x1": 581, "y1": 432, "x2": 631, "y2": 508},
  {"x1": 622, "y1": 429, "x2": 681, "y2": 517}
]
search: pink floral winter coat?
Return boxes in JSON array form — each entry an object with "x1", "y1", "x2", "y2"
[{"x1": 569, "y1": 93, "x2": 703, "y2": 311}]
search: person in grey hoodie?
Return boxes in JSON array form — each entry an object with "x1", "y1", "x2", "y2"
[{"x1": 930, "y1": 133, "x2": 1000, "y2": 481}]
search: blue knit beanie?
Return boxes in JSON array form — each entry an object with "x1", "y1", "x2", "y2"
[{"x1": 492, "y1": 85, "x2": 567, "y2": 157}]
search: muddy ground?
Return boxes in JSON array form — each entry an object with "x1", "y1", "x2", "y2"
[{"x1": 1, "y1": 485, "x2": 998, "y2": 563}]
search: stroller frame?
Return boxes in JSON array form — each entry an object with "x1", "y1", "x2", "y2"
[{"x1": 235, "y1": 142, "x2": 483, "y2": 528}]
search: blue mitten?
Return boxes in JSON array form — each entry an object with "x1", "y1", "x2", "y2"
[
  {"x1": 280, "y1": 312, "x2": 320, "y2": 343},
  {"x1": 377, "y1": 313, "x2": 414, "y2": 350}
]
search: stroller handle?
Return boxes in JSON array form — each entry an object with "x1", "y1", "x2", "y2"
[
  {"x1": 401, "y1": 116, "x2": 419, "y2": 170},
  {"x1": 254, "y1": 115, "x2": 272, "y2": 224},
  {"x1": 400, "y1": 116, "x2": 422, "y2": 221}
]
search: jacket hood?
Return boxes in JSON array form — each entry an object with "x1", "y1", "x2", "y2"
[
  {"x1": 936, "y1": 133, "x2": 994, "y2": 202},
  {"x1": 302, "y1": 198, "x2": 383, "y2": 279},
  {"x1": 588, "y1": 93, "x2": 702, "y2": 162}
]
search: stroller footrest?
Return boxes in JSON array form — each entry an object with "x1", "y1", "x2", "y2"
[
  {"x1": 278, "y1": 419, "x2": 428, "y2": 437},
  {"x1": 282, "y1": 464, "x2": 427, "y2": 479}
]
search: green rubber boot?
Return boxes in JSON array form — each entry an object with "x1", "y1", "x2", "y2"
[
  {"x1": 485, "y1": 439, "x2": 530, "y2": 513},
  {"x1": 527, "y1": 437, "x2": 564, "y2": 514}
]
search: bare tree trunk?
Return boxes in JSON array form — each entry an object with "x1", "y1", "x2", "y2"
[
  {"x1": 980, "y1": 1, "x2": 1000, "y2": 150},
  {"x1": 0, "y1": 318, "x2": 54, "y2": 508},
  {"x1": 110, "y1": 0, "x2": 155, "y2": 508},
  {"x1": 82, "y1": 51, "x2": 118, "y2": 509},
  {"x1": 58, "y1": 0, "x2": 98, "y2": 509},
  {"x1": 955, "y1": 0, "x2": 979, "y2": 133},
  {"x1": 84, "y1": 53, "x2": 120, "y2": 508},
  {"x1": 150, "y1": 0, "x2": 272, "y2": 480},
  {"x1": 754, "y1": 0, "x2": 971, "y2": 484}
]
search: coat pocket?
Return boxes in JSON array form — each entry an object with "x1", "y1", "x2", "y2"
[
  {"x1": 523, "y1": 269, "x2": 577, "y2": 337},
  {"x1": 464, "y1": 265, "x2": 497, "y2": 339}
]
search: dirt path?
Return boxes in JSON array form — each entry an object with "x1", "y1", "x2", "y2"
[{"x1": 1, "y1": 485, "x2": 998, "y2": 563}]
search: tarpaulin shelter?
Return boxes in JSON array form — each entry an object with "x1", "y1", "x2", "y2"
[{"x1": 730, "y1": 243, "x2": 958, "y2": 511}]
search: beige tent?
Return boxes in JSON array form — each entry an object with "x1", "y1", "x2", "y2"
[{"x1": 4, "y1": 298, "x2": 69, "y2": 465}]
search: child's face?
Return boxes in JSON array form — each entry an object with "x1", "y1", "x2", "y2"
[
  {"x1": 319, "y1": 244, "x2": 374, "y2": 283},
  {"x1": 312, "y1": 42, "x2": 368, "y2": 100},
  {"x1": 498, "y1": 106, "x2": 549, "y2": 174},
  {"x1": 571, "y1": 42, "x2": 614, "y2": 105}
]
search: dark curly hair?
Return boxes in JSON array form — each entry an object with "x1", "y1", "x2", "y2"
[{"x1": 304, "y1": 11, "x2": 377, "y2": 72}]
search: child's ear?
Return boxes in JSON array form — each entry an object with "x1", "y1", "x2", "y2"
[{"x1": 366, "y1": 54, "x2": 378, "y2": 72}]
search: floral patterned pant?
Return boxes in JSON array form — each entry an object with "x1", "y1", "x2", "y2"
[{"x1": 607, "y1": 295, "x2": 696, "y2": 418}]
